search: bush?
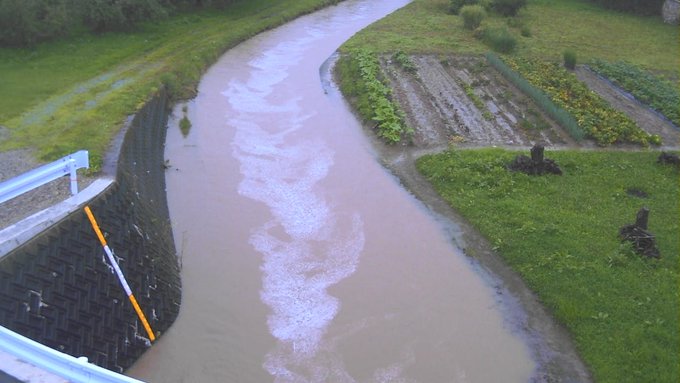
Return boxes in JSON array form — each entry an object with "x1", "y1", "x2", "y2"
[
  {"x1": 460, "y1": 5, "x2": 486, "y2": 30},
  {"x1": 520, "y1": 25, "x2": 531, "y2": 37},
  {"x1": 0, "y1": 0, "x2": 71, "y2": 46},
  {"x1": 563, "y1": 50, "x2": 577, "y2": 70},
  {"x1": 479, "y1": 26, "x2": 517, "y2": 53},
  {"x1": 449, "y1": 0, "x2": 478, "y2": 15},
  {"x1": 490, "y1": 0, "x2": 527, "y2": 16}
]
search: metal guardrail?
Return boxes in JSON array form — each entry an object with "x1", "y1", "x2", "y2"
[
  {"x1": 0, "y1": 150, "x2": 89, "y2": 204},
  {"x1": 0, "y1": 325, "x2": 145, "y2": 383}
]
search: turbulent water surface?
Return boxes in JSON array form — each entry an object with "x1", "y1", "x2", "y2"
[{"x1": 127, "y1": 1, "x2": 535, "y2": 381}]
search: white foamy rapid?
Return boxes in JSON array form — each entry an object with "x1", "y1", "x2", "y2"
[{"x1": 224, "y1": 21, "x2": 367, "y2": 382}]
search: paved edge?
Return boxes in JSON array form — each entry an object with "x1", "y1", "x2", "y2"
[{"x1": 0, "y1": 178, "x2": 114, "y2": 258}]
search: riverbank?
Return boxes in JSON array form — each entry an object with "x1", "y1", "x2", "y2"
[
  {"x1": 0, "y1": 0, "x2": 343, "y2": 172},
  {"x1": 0, "y1": 0, "x2": 343, "y2": 229},
  {"x1": 333, "y1": 0, "x2": 678, "y2": 381}
]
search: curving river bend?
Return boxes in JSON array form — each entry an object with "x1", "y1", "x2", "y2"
[{"x1": 127, "y1": 1, "x2": 535, "y2": 381}]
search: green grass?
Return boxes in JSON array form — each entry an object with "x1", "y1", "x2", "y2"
[
  {"x1": 341, "y1": 0, "x2": 678, "y2": 74},
  {"x1": 521, "y1": 0, "x2": 679, "y2": 74},
  {"x1": 339, "y1": 1, "x2": 680, "y2": 381},
  {"x1": 0, "y1": 0, "x2": 339, "y2": 169},
  {"x1": 417, "y1": 148, "x2": 679, "y2": 382}
]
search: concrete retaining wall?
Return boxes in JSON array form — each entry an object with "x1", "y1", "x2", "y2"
[
  {"x1": 0, "y1": 92, "x2": 181, "y2": 373},
  {"x1": 663, "y1": 0, "x2": 679, "y2": 23}
]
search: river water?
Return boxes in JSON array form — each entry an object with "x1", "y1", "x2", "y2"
[{"x1": 127, "y1": 1, "x2": 535, "y2": 381}]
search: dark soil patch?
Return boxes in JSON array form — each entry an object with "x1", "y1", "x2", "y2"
[{"x1": 626, "y1": 188, "x2": 649, "y2": 198}]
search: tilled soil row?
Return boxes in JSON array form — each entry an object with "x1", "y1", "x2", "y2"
[{"x1": 382, "y1": 54, "x2": 679, "y2": 150}]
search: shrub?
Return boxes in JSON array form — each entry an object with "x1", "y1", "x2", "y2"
[
  {"x1": 0, "y1": 0, "x2": 71, "y2": 46},
  {"x1": 563, "y1": 50, "x2": 577, "y2": 70},
  {"x1": 460, "y1": 5, "x2": 486, "y2": 30},
  {"x1": 490, "y1": 0, "x2": 527, "y2": 16},
  {"x1": 479, "y1": 27, "x2": 517, "y2": 53},
  {"x1": 449, "y1": 0, "x2": 478, "y2": 15},
  {"x1": 520, "y1": 25, "x2": 531, "y2": 37}
]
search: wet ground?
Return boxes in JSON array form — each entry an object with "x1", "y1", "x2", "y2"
[
  {"x1": 381, "y1": 54, "x2": 679, "y2": 151},
  {"x1": 2, "y1": 2, "x2": 674, "y2": 382},
  {"x1": 123, "y1": 1, "x2": 579, "y2": 382}
]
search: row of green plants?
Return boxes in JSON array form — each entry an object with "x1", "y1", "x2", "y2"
[
  {"x1": 485, "y1": 53, "x2": 585, "y2": 140},
  {"x1": 416, "y1": 148, "x2": 679, "y2": 383},
  {"x1": 501, "y1": 55, "x2": 661, "y2": 146},
  {"x1": 336, "y1": 49, "x2": 411, "y2": 144},
  {"x1": 392, "y1": 50, "x2": 417, "y2": 73},
  {"x1": 459, "y1": 80, "x2": 493, "y2": 120},
  {"x1": 588, "y1": 59, "x2": 680, "y2": 127}
]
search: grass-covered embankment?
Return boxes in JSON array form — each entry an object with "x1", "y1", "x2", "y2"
[
  {"x1": 417, "y1": 149, "x2": 679, "y2": 382},
  {"x1": 0, "y1": 0, "x2": 340, "y2": 170},
  {"x1": 336, "y1": 0, "x2": 679, "y2": 382},
  {"x1": 342, "y1": 0, "x2": 678, "y2": 73}
]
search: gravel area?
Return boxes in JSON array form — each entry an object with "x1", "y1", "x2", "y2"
[{"x1": 0, "y1": 144, "x2": 95, "y2": 230}]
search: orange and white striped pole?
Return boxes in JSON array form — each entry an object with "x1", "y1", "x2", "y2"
[{"x1": 84, "y1": 206, "x2": 156, "y2": 342}]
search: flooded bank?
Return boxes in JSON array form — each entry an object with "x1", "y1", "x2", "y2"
[{"x1": 127, "y1": 0, "x2": 536, "y2": 381}]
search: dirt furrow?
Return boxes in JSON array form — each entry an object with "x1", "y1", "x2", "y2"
[
  {"x1": 383, "y1": 55, "x2": 574, "y2": 149},
  {"x1": 576, "y1": 66, "x2": 679, "y2": 149}
]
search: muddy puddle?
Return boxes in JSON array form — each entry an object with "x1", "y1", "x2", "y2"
[{"x1": 126, "y1": 1, "x2": 545, "y2": 382}]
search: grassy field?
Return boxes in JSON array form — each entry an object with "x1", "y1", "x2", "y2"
[
  {"x1": 0, "y1": 0, "x2": 338, "y2": 169},
  {"x1": 342, "y1": 0, "x2": 679, "y2": 74},
  {"x1": 417, "y1": 149, "x2": 679, "y2": 383},
  {"x1": 2, "y1": 0, "x2": 678, "y2": 379},
  {"x1": 338, "y1": 0, "x2": 679, "y2": 382}
]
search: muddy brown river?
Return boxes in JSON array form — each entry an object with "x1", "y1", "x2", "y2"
[{"x1": 127, "y1": 1, "x2": 536, "y2": 381}]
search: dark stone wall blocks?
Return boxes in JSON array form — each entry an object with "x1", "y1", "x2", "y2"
[{"x1": 0, "y1": 92, "x2": 182, "y2": 373}]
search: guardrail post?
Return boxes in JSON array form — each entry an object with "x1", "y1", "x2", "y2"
[
  {"x1": 0, "y1": 150, "x2": 89, "y2": 204},
  {"x1": 69, "y1": 159, "x2": 78, "y2": 195}
]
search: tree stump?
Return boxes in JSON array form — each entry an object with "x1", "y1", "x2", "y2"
[
  {"x1": 657, "y1": 152, "x2": 679, "y2": 166},
  {"x1": 508, "y1": 144, "x2": 562, "y2": 175},
  {"x1": 619, "y1": 207, "x2": 660, "y2": 258}
]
